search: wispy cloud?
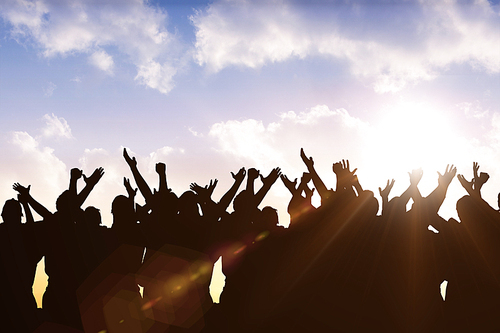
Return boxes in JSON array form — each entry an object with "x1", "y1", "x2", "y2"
[
  {"x1": 89, "y1": 49, "x2": 114, "y2": 74},
  {"x1": 191, "y1": 0, "x2": 500, "y2": 92},
  {"x1": 41, "y1": 113, "x2": 74, "y2": 139},
  {"x1": 43, "y1": 81, "x2": 56, "y2": 97},
  {"x1": 1, "y1": 0, "x2": 180, "y2": 94},
  {"x1": 457, "y1": 100, "x2": 489, "y2": 119}
]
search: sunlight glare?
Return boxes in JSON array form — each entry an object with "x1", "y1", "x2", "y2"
[{"x1": 366, "y1": 101, "x2": 460, "y2": 197}]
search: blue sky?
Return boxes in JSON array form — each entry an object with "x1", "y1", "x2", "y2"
[{"x1": 1, "y1": 0, "x2": 500, "y2": 301}]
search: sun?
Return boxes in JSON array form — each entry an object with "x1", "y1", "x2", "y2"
[{"x1": 364, "y1": 100, "x2": 461, "y2": 197}]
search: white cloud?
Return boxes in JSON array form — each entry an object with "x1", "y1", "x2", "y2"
[
  {"x1": 209, "y1": 105, "x2": 368, "y2": 175},
  {"x1": 0, "y1": 131, "x2": 68, "y2": 216},
  {"x1": 135, "y1": 60, "x2": 177, "y2": 94},
  {"x1": 191, "y1": 0, "x2": 500, "y2": 92},
  {"x1": 457, "y1": 100, "x2": 489, "y2": 119},
  {"x1": 1, "y1": 0, "x2": 179, "y2": 94},
  {"x1": 89, "y1": 49, "x2": 114, "y2": 74},
  {"x1": 43, "y1": 81, "x2": 56, "y2": 97},
  {"x1": 188, "y1": 127, "x2": 204, "y2": 138},
  {"x1": 41, "y1": 113, "x2": 74, "y2": 139}
]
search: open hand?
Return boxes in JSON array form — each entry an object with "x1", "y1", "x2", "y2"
[
  {"x1": 261, "y1": 167, "x2": 282, "y2": 186},
  {"x1": 409, "y1": 168, "x2": 423, "y2": 186},
  {"x1": 438, "y1": 164, "x2": 456, "y2": 186},
  {"x1": 281, "y1": 174, "x2": 297, "y2": 192},
  {"x1": 13, "y1": 183, "x2": 31, "y2": 196},
  {"x1": 84, "y1": 167, "x2": 105, "y2": 186},
  {"x1": 124, "y1": 177, "x2": 137, "y2": 198},
  {"x1": 379, "y1": 179, "x2": 395, "y2": 199},
  {"x1": 123, "y1": 148, "x2": 137, "y2": 167},
  {"x1": 457, "y1": 174, "x2": 474, "y2": 195}
]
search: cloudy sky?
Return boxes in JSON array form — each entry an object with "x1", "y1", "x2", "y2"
[{"x1": 1, "y1": 0, "x2": 500, "y2": 303}]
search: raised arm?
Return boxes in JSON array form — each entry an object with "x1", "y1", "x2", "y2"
[
  {"x1": 76, "y1": 167, "x2": 105, "y2": 207},
  {"x1": 155, "y1": 162, "x2": 170, "y2": 194},
  {"x1": 246, "y1": 168, "x2": 260, "y2": 195},
  {"x1": 297, "y1": 172, "x2": 311, "y2": 193},
  {"x1": 17, "y1": 190, "x2": 34, "y2": 224},
  {"x1": 333, "y1": 159, "x2": 357, "y2": 200},
  {"x1": 190, "y1": 180, "x2": 219, "y2": 218},
  {"x1": 300, "y1": 148, "x2": 330, "y2": 201},
  {"x1": 401, "y1": 168, "x2": 422, "y2": 204},
  {"x1": 124, "y1": 148, "x2": 153, "y2": 203},
  {"x1": 13, "y1": 183, "x2": 52, "y2": 219},
  {"x1": 124, "y1": 177, "x2": 138, "y2": 201},
  {"x1": 255, "y1": 167, "x2": 281, "y2": 207},
  {"x1": 69, "y1": 168, "x2": 83, "y2": 195},
  {"x1": 425, "y1": 164, "x2": 456, "y2": 213},
  {"x1": 218, "y1": 167, "x2": 246, "y2": 211},
  {"x1": 379, "y1": 179, "x2": 395, "y2": 215},
  {"x1": 458, "y1": 174, "x2": 474, "y2": 196},
  {"x1": 281, "y1": 174, "x2": 298, "y2": 195},
  {"x1": 472, "y1": 162, "x2": 489, "y2": 198}
]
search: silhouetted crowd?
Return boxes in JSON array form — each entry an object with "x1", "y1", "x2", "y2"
[{"x1": 1, "y1": 148, "x2": 500, "y2": 332}]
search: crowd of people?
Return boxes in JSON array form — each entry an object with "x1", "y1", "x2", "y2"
[{"x1": 1, "y1": 148, "x2": 500, "y2": 332}]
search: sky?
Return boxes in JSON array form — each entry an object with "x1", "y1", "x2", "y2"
[{"x1": 1, "y1": 0, "x2": 500, "y2": 304}]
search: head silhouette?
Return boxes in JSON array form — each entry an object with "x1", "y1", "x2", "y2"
[
  {"x1": 177, "y1": 191, "x2": 199, "y2": 218},
  {"x1": 261, "y1": 206, "x2": 279, "y2": 229},
  {"x1": 56, "y1": 190, "x2": 76, "y2": 214},
  {"x1": 84, "y1": 206, "x2": 102, "y2": 227},
  {"x1": 233, "y1": 190, "x2": 255, "y2": 213},
  {"x1": 111, "y1": 195, "x2": 136, "y2": 228},
  {"x1": 1, "y1": 199, "x2": 22, "y2": 224}
]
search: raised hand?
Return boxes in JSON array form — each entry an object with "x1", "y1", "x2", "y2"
[
  {"x1": 248, "y1": 168, "x2": 260, "y2": 181},
  {"x1": 123, "y1": 148, "x2": 137, "y2": 167},
  {"x1": 281, "y1": 174, "x2": 297, "y2": 193},
  {"x1": 343, "y1": 159, "x2": 357, "y2": 182},
  {"x1": 477, "y1": 172, "x2": 490, "y2": 188},
  {"x1": 261, "y1": 167, "x2": 282, "y2": 186},
  {"x1": 438, "y1": 164, "x2": 457, "y2": 186},
  {"x1": 83, "y1": 167, "x2": 105, "y2": 186},
  {"x1": 190, "y1": 182, "x2": 204, "y2": 194},
  {"x1": 70, "y1": 168, "x2": 83, "y2": 180},
  {"x1": 155, "y1": 162, "x2": 166, "y2": 175},
  {"x1": 343, "y1": 159, "x2": 356, "y2": 174},
  {"x1": 207, "y1": 179, "x2": 218, "y2": 196},
  {"x1": 190, "y1": 179, "x2": 218, "y2": 198},
  {"x1": 13, "y1": 183, "x2": 31, "y2": 197},
  {"x1": 457, "y1": 174, "x2": 474, "y2": 195},
  {"x1": 300, "y1": 148, "x2": 314, "y2": 169},
  {"x1": 231, "y1": 167, "x2": 246, "y2": 183},
  {"x1": 409, "y1": 168, "x2": 423, "y2": 186},
  {"x1": 473, "y1": 162, "x2": 480, "y2": 180},
  {"x1": 332, "y1": 161, "x2": 343, "y2": 175},
  {"x1": 124, "y1": 177, "x2": 137, "y2": 198},
  {"x1": 471, "y1": 162, "x2": 489, "y2": 193},
  {"x1": 379, "y1": 179, "x2": 395, "y2": 199}
]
